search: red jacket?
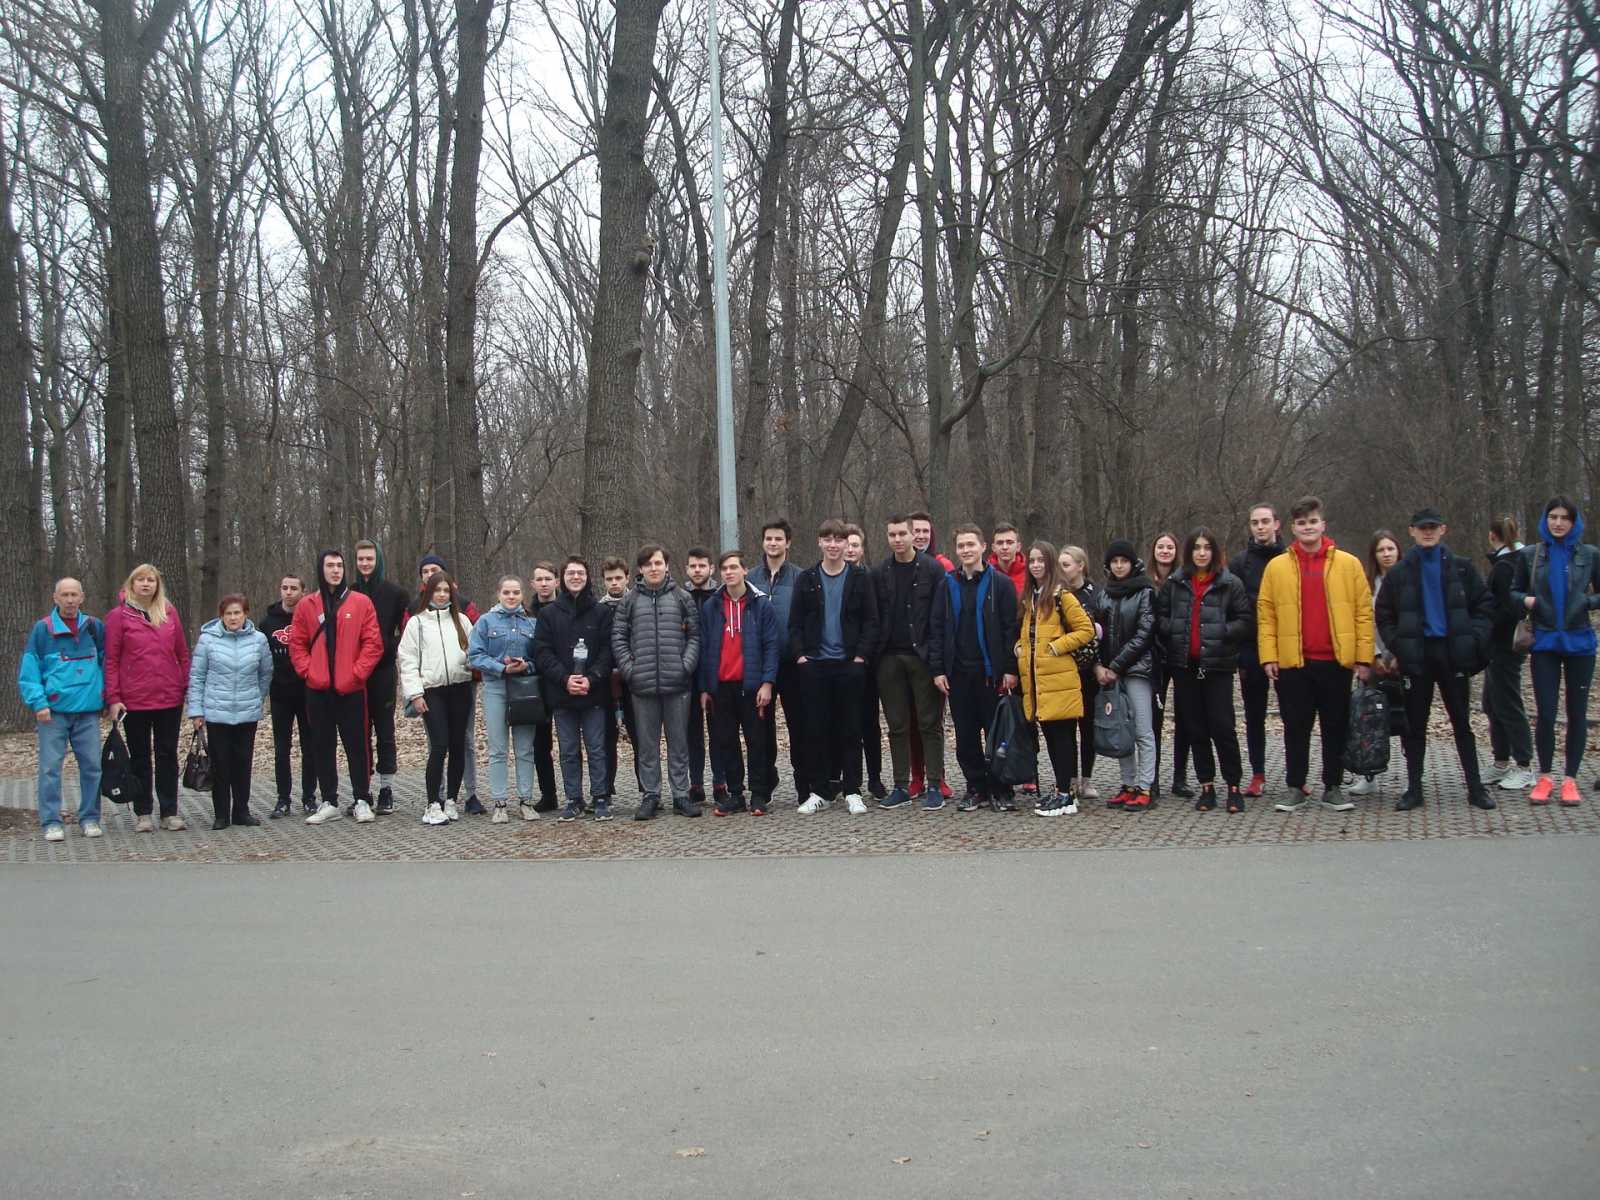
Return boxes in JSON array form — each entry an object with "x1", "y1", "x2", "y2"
[
  {"x1": 104, "y1": 599, "x2": 191, "y2": 711},
  {"x1": 989, "y1": 552, "x2": 1028, "y2": 598},
  {"x1": 289, "y1": 589, "x2": 384, "y2": 694}
]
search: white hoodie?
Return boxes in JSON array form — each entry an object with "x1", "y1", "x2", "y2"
[{"x1": 398, "y1": 607, "x2": 475, "y2": 698}]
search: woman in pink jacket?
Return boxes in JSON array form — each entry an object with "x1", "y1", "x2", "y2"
[{"x1": 105, "y1": 564, "x2": 192, "y2": 832}]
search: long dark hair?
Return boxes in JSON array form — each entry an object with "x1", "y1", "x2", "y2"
[
  {"x1": 1181, "y1": 527, "x2": 1226, "y2": 573},
  {"x1": 1149, "y1": 531, "x2": 1180, "y2": 584},
  {"x1": 1021, "y1": 540, "x2": 1065, "y2": 611},
  {"x1": 1367, "y1": 530, "x2": 1400, "y2": 584},
  {"x1": 422, "y1": 571, "x2": 470, "y2": 651}
]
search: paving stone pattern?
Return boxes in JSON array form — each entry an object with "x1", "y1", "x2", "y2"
[{"x1": 5, "y1": 724, "x2": 1596, "y2": 863}]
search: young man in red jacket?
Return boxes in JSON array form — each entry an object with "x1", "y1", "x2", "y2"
[{"x1": 290, "y1": 549, "x2": 384, "y2": 824}]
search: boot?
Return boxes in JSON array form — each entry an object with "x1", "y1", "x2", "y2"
[{"x1": 635, "y1": 794, "x2": 660, "y2": 821}]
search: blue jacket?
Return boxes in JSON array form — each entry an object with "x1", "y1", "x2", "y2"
[
  {"x1": 468, "y1": 604, "x2": 539, "y2": 683},
  {"x1": 748, "y1": 560, "x2": 801, "y2": 658},
  {"x1": 186, "y1": 618, "x2": 272, "y2": 725},
  {"x1": 18, "y1": 608, "x2": 105, "y2": 715},
  {"x1": 1512, "y1": 509, "x2": 1600, "y2": 656},
  {"x1": 697, "y1": 585, "x2": 780, "y2": 694}
]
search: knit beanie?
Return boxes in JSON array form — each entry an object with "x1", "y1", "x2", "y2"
[
  {"x1": 417, "y1": 553, "x2": 448, "y2": 578},
  {"x1": 1104, "y1": 539, "x2": 1137, "y2": 568}
]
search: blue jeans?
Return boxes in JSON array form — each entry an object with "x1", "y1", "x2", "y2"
[
  {"x1": 37, "y1": 711, "x2": 101, "y2": 829},
  {"x1": 553, "y1": 706, "x2": 608, "y2": 801},
  {"x1": 480, "y1": 680, "x2": 538, "y2": 801}
]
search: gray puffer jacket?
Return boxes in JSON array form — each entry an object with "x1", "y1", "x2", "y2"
[{"x1": 612, "y1": 577, "x2": 702, "y2": 695}]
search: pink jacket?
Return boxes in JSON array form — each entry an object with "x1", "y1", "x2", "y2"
[{"x1": 104, "y1": 598, "x2": 191, "y2": 711}]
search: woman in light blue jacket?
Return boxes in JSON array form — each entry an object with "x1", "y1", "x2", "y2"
[
  {"x1": 186, "y1": 593, "x2": 273, "y2": 829},
  {"x1": 468, "y1": 576, "x2": 542, "y2": 823}
]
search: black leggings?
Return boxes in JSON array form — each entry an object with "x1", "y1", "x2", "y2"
[
  {"x1": 422, "y1": 682, "x2": 473, "y2": 803},
  {"x1": 1039, "y1": 719, "x2": 1079, "y2": 791},
  {"x1": 1530, "y1": 652, "x2": 1594, "y2": 777},
  {"x1": 1074, "y1": 669, "x2": 1098, "y2": 778}
]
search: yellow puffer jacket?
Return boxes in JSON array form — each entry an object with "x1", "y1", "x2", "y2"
[
  {"x1": 1015, "y1": 587, "x2": 1096, "y2": 722},
  {"x1": 1256, "y1": 545, "x2": 1375, "y2": 669}
]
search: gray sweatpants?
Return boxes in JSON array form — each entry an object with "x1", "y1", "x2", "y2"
[
  {"x1": 632, "y1": 691, "x2": 691, "y2": 801},
  {"x1": 1117, "y1": 677, "x2": 1157, "y2": 791}
]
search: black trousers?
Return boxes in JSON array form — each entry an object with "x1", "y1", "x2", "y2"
[
  {"x1": 858, "y1": 658, "x2": 884, "y2": 788},
  {"x1": 1275, "y1": 660, "x2": 1352, "y2": 790},
  {"x1": 1174, "y1": 667, "x2": 1243, "y2": 787},
  {"x1": 685, "y1": 683, "x2": 724, "y2": 790},
  {"x1": 206, "y1": 720, "x2": 258, "y2": 822},
  {"x1": 534, "y1": 719, "x2": 557, "y2": 805},
  {"x1": 422, "y1": 681, "x2": 473, "y2": 803},
  {"x1": 710, "y1": 680, "x2": 772, "y2": 802},
  {"x1": 762, "y1": 660, "x2": 802, "y2": 797},
  {"x1": 1152, "y1": 667, "x2": 1192, "y2": 789},
  {"x1": 126, "y1": 705, "x2": 181, "y2": 818},
  {"x1": 1074, "y1": 669, "x2": 1098, "y2": 778},
  {"x1": 795, "y1": 659, "x2": 864, "y2": 798},
  {"x1": 1239, "y1": 659, "x2": 1271, "y2": 777},
  {"x1": 1039, "y1": 718, "x2": 1078, "y2": 791},
  {"x1": 366, "y1": 660, "x2": 399, "y2": 777},
  {"x1": 270, "y1": 690, "x2": 317, "y2": 804},
  {"x1": 947, "y1": 669, "x2": 1002, "y2": 795},
  {"x1": 1482, "y1": 646, "x2": 1532, "y2": 766},
  {"x1": 603, "y1": 683, "x2": 639, "y2": 797},
  {"x1": 306, "y1": 688, "x2": 370, "y2": 804},
  {"x1": 1401, "y1": 640, "x2": 1483, "y2": 788}
]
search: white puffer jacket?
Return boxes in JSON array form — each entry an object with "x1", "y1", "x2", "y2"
[{"x1": 397, "y1": 608, "x2": 475, "y2": 698}]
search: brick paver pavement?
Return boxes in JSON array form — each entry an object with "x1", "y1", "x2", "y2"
[{"x1": 5, "y1": 723, "x2": 1596, "y2": 862}]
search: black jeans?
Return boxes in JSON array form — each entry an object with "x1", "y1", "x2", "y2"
[
  {"x1": 1275, "y1": 660, "x2": 1352, "y2": 790},
  {"x1": 306, "y1": 688, "x2": 369, "y2": 804},
  {"x1": 1239, "y1": 659, "x2": 1271, "y2": 777},
  {"x1": 125, "y1": 705, "x2": 181, "y2": 818},
  {"x1": 270, "y1": 689, "x2": 317, "y2": 804},
  {"x1": 1530, "y1": 652, "x2": 1594, "y2": 777},
  {"x1": 795, "y1": 659, "x2": 864, "y2": 798},
  {"x1": 1074, "y1": 668, "x2": 1098, "y2": 778},
  {"x1": 1482, "y1": 647, "x2": 1533, "y2": 766},
  {"x1": 534, "y1": 719, "x2": 558, "y2": 805},
  {"x1": 422, "y1": 681, "x2": 473, "y2": 803},
  {"x1": 686, "y1": 683, "x2": 724, "y2": 791},
  {"x1": 762, "y1": 660, "x2": 803, "y2": 797},
  {"x1": 858, "y1": 658, "x2": 884, "y2": 787},
  {"x1": 710, "y1": 680, "x2": 772, "y2": 803},
  {"x1": 1174, "y1": 667, "x2": 1243, "y2": 787},
  {"x1": 947, "y1": 669, "x2": 1002, "y2": 796},
  {"x1": 206, "y1": 720, "x2": 258, "y2": 823},
  {"x1": 1152, "y1": 667, "x2": 1192, "y2": 789},
  {"x1": 366, "y1": 660, "x2": 399, "y2": 778},
  {"x1": 1038, "y1": 718, "x2": 1078, "y2": 791},
  {"x1": 1400, "y1": 639, "x2": 1483, "y2": 789}
]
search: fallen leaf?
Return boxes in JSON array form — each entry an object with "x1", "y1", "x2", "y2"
[
  {"x1": 892, "y1": 1156, "x2": 912, "y2": 1165},
  {"x1": 482, "y1": 1051, "x2": 497, "y2": 1058},
  {"x1": 975, "y1": 1130, "x2": 990, "y2": 1139},
  {"x1": 1137, "y1": 1142, "x2": 1151, "y2": 1149},
  {"x1": 674, "y1": 1147, "x2": 706, "y2": 1158}
]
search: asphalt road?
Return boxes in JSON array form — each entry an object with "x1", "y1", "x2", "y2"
[{"x1": 4, "y1": 838, "x2": 1597, "y2": 1199}]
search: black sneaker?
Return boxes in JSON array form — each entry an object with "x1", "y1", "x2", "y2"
[
  {"x1": 1394, "y1": 789, "x2": 1425, "y2": 811},
  {"x1": 464, "y1": 795, "x2": 486, "y2": 816},
  {"x1": 673, "y1": 795, "x2": 703, "y2": 818},
  {"x1": 995, "y1": 793, "x2": 1019, "y2": 813},
  {"x1": 635, "y1": 795, "x2": 660, "y2": 821},
  {"x1": 1169, "y1": 781, "x2": 1195, "y2": 799},
  {"x1": 956, "y1": 791, "x2": 985, "y2": 812},
  {"x1": 868, "y1": 778, "x2": 888, "y2": 800},
  {"x1": 375, "y1": 787, "x2": 396, "y2": 816},
  {"x1": 270, "y1": 799, "x2": 291, "y2": 820},
  {"x1": 534, "y1": 796, "x2": 559, "y2": 814},
  {"x1": 879, "y1": 787, "x2": 912, "y2": 809},
  {"x1": 689, "y1": 785, "x2": 706, "y2": 808},
  {"x1": 301, "y1": 797, "x2": 318, "y2": 815},
  {"x1": 1467, "y1": 785, "x2": 1496, "y2": 811},
  {"x1": 1195, "y1": 785, "x2": 1217, "y2": 812}
]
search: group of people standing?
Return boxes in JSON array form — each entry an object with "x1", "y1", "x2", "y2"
[{"x1": 19, "y1": 496, "x2": 1598, "y2": 841}]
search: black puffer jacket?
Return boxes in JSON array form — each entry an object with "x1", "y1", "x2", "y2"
[
  {"x1": 1485, "y1": 545, "x2": 1524, "y2": 651},
  {"x1": 1375, "y1": 544, "x2": 1492, "y2": 677},
  {"x1": 1155, "y1": 568, "x2": 1254, "y2": 672},
  {"x1": 1232, "y1": 538, "x2": 1284, "y2": 666},
  {"x1": 1093, "y1": 570, "x2": 1157, "y2": 680},
  {"x1": 612, "y1": 576, "x2": 701, "y2": 696},
  {"x1": 533, "y1": 587, "x2": 615, "y2": 709}
]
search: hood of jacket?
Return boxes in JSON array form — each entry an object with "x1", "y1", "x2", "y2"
[
  {"x1": 354, "y1": 541, "x2": 394, "y2": 592},
  {"x1": 201, "y1": 616, "x2": 259, "y2": 639},
  {"x1": 1540, "y1": 507, "x2": 1585, "y2": 549}
]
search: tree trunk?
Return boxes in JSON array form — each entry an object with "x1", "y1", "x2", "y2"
[
  {"x1": 580, "y1": 0, "x2": 669, "y2": 562},
  {"x1": 96, "y1": 0, "x2": 191, "y2": 621},
  {"x1": 101, "y1": 250, "x2": 134, "y2": 592},
  {"x1": 0, "y1": 121, "x2": 36, "y2": 728}
]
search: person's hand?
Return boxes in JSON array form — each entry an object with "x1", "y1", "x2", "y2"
[
  {"x1": 411, "y1": 694, "x2": 428, "y2": 715},
  {"x1": 756, "y1": 682, "x2": 773, "y2": 714},
  {"x1": 934, "y1": 674, "x2": 950, "y2": 696},
  {"x1": 567, "y1": 675, "x2": 588, "y2": 696},
  {"x1": 1094, "y1": 665, "x2": 1116, "y2": 686},
  {"x1": 1524, "y1": 595, "x2": 1536, "y2": 611},
  {"x1": 35, "y1": 708, "x2": 51, "y2": 724},
  {"x1": 108, "y1": 702, "x2": 126, "y2": 721},
  {"x1": 1263, "y1": 662, "x2": 1278, "y2": 682},
  {"x1": 1355, "y1": 664, "x2": 1372, "y2": 683},
  {"x1": 505, "y1": 657, "x2": 526, "y2": 675},
  {"x1": 852, "y1": 655, "x2": 865, "y2": 664},
  {"x1": 191, "y1": 716, "x2": 205, "y2": 732},
  {"x1": 797, "y1": 655, "x2": 809, "y2": 665},
  {"x1": 1001, "y1": 673, "x2": 1018, "y2": 693}
]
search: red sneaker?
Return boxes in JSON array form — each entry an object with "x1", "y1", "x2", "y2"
[
  {"x1": 909, "y1": 772, "x2": 925, "y2": 798},
  {"x1": 1559, "y1": 777, "x2": 1581, "y2": 807},
  {"x1": 1125, "y1": 789, "x2": 1153, "y2": 810},
  {"x1": 1107, "y1": 788, "x2": 1131, "y2": 809},
  {"x1": 938, "y1": 779, "x2": 954, "y2": 800},
  {"x1": 1244, "y1": 774, "x2": 1265, "y2": 797},
  {"x1": 1529, "y1": 775, "x2": 1554, "y2": 805}
]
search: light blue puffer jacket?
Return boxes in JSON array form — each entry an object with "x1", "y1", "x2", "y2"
[{"x1": 186, "y1": 618, "x2": 273, "y2": 725}]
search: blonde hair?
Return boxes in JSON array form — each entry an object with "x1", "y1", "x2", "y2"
[
  {"x1": 1060, "y1": 545, "x2": 1090, "y2": 583},
  {"x1": 122, "y1": 563, "x2": 171, "y2": 626}
]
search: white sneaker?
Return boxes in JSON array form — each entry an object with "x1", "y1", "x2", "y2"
[
  {"x1": 491, "y1": 804, "x2": 509, "y2": 824},
  {"x1": 1486, "y1": 762, "x2": 1511, "y2": 782},
  {"x1": 1348, "y1": 776, "x2": 1374, "y2": 796},
  {"x1": 845, "y1": 793, "x2": 867, "y2": 815},
  {"x1": 421, "y1": 802, "x2": 448, "y2": 826},
  {"x1": 81, "y1": 821, "x2": 103, "y2": 838},
  {"x1": 161, "y1": 815, "x2": 186, "y2": 831},
  {"x1": 1063, "y1": 800, "x2": 1079, "y2": 816},
  {"x1": 797, "y1": 793, "x2": 829, "y2": 815},
  {"x1": 444, "y1": 799, "x2": 460, "y2": 822},
  {"x1": 352, "y1": 799, "x2": 375, "y2": 823},
  {"x1": 305, "y1": 801, "x2": 343, "y2": 825},
  {"x1": 518, "y1": 803, "x2": 540, "y2": 821},
  {"x1": 1498, "y1": 767, "x2": 1534, "y2": 791},
  {"x1": 44, "y1": 824, "x2": 65, "y2": 842}
]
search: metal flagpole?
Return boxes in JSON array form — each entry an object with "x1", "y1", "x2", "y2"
[{"x1": 707, "y1": 0, "x2": 739, "y2": 552}]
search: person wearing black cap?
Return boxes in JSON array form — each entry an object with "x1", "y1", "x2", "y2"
[
  {"x1": 1375, "y1": 507, "x2": 1495, "y2": 810},
  {"x1": 1090, "y1": 538, "x2": 1159, "y2": 809}
]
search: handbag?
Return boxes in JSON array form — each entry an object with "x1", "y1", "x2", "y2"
[
  {"x1": 986, "y1": 691, "x2": 1037, "y2": 788},
  {"x1": 181, "y1": 726, "x2": 213, "y2": 792},
  {"x1": 99, "y1": 718, "x2": 142, "y2": 806},
  {"x1": 1512, "y1": 617, "x2": 1534, "y2": 654},
  {"x1": 503, "y1": 670, "x2": 548, "y2": 726},
  {"x1": 402, "y1": 696, "x2": 422, "y2": 719},
  {"x1": 1093, "y1": 681, "x2": 1136, "y2": 758},
  {"x1": 1057, "y1": 592, "x2": 1099, "y2": 669}
]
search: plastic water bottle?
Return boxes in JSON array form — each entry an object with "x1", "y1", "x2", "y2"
[{"x1": 573, "y1": 638, "x2": 588, "y2": 675}]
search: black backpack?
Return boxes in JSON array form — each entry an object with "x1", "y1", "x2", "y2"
[
  {"x1": 99, "y1": 718, "x2": 142, "y2": 806},
  {"x1": 1342, "y1": 682, "x2": 1392, "y2": 777},
  {"x1": 987, "y1": 692, "x2": 1038, "y2": 787}
]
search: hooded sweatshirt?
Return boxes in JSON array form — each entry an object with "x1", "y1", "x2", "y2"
[
  {"x1": 1531, "y1": 508, "x2": 1598, "y2": 656},
  {"x1": 353, "y1": 541, "x2": 411, "y2": 667},
  {"x1": 288, "y1": 550, "x2": 383, "y2": 694}
]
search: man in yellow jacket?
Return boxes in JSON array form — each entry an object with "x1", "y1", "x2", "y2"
[{"x1": 1257, "y1": 496, "x2": 1374, "y2": 811}]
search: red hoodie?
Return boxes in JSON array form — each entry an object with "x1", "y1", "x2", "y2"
[
  {"x1": 1188, "y1": 572, "x2": 1213, "y2": 661},
  {"x1": 1292, "y1": 538, "x2": 1336, "y2": 662},
  {"x1": 289, "y1": 589, "x2": 384, "y2": 694},
  {"x1": 988, "y1": 552, "x2": 1028, "y2": 598}
]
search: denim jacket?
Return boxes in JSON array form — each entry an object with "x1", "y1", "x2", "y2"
[{"x1": 468, "y1": 604, "x2": 538, "y2": 684}]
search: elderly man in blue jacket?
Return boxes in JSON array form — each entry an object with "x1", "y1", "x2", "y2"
[
  {"x1": 698, "y1": 551, "x2": 781, "y2": 817},
  {"x1": 18, "y1": 578, "x2": 107, "y2": 841}
]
